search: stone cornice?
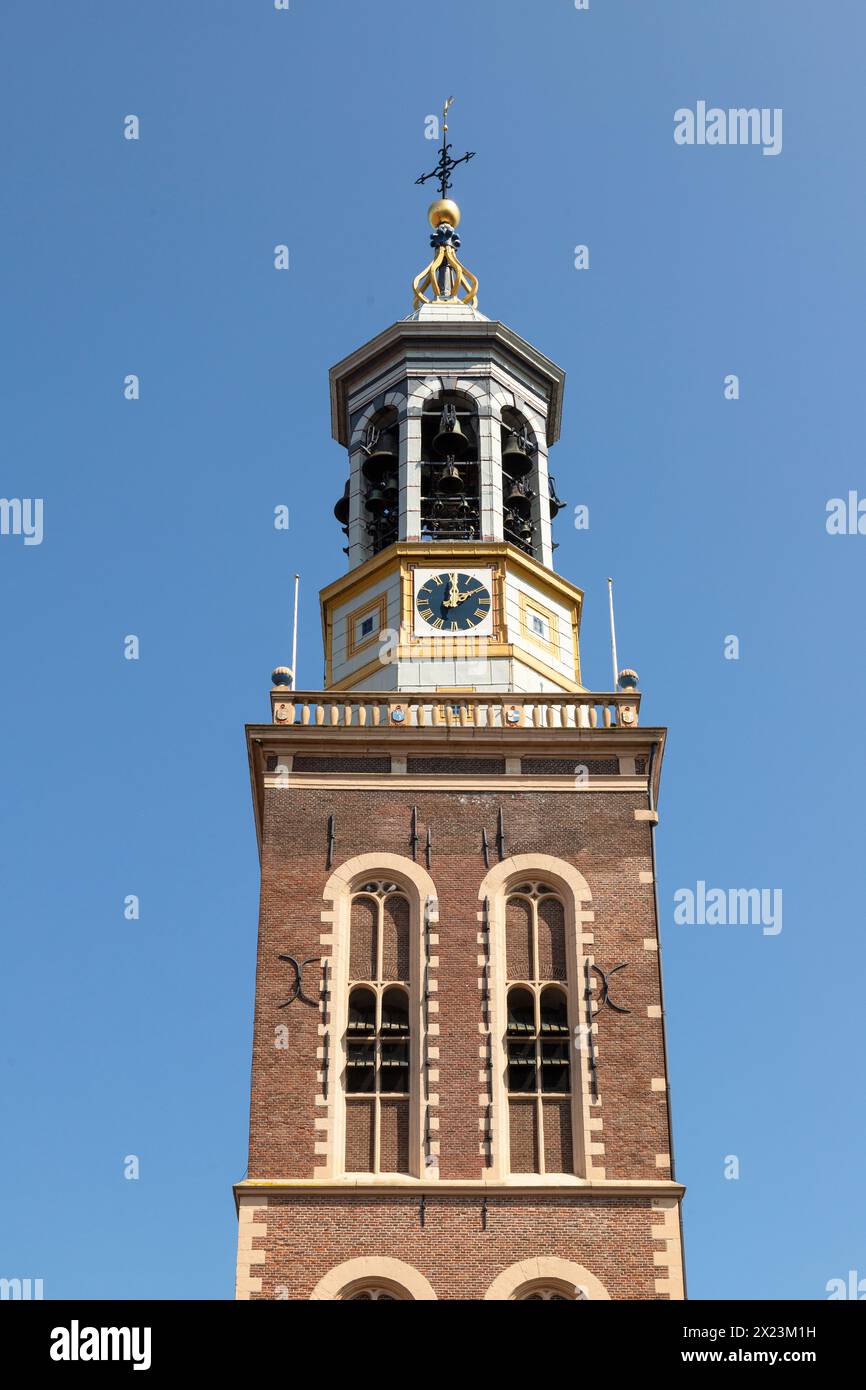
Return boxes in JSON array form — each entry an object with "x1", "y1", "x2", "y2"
[
  {"x1": 318, "y1": 539, "x2": 583, "y2": 611},
  {"x1": 244, "y1": 722, "x2": 666, "y2": 854},
  {"x1": 329, "y1": 319, "x2": 565, "y2": 447},
  {"x1": 233, "y1": 1177, "x2": 685, "y2": 1213}
]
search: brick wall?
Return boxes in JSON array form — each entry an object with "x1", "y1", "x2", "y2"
[
  {"x1": 252, "y1": 1194, "x2": 666, "y2": 1300},
  {"x1": 246, "y1": 781, "x2": 669, "y2": 1183},
  {"x1": 240, "y1": 759, "x2": 680, "y2": 1299}
]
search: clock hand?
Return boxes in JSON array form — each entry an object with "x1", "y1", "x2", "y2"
[{"x1": 441, "y1": 575, "x2": 486, "y2": 610}]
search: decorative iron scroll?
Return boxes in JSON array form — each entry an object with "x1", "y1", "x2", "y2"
[
  {"x1": 590, "y1": 962, "x2": 631, "y2": 1017},
  {"x1": 276, "y1": 953, "x2": 320, "y2": 1007}
]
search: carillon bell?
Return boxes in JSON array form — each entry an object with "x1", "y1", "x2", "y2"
[
  {"x1": 333, "y1": 480, "x2": 350, "y2": 525},
  {"x1": 361, "y1": 427, "x2": 399, "y2": 485},
  {"x1": 365, "y1": 485, "x2": 388, "y2": 515},
  {"x1": 436, "y1": 458, "x2": 464, "y2": 495},
  {"x1": 432, "y1": 403, "x2": 469, "y2": 458},
  {"x1": 501, "y1": 428, "x2": 533, "y2": 478},
  {"x1": 505, "y1": 478, "x2": 533, "y2": 515},
  {"x1": 548, "y1": 473, "x2": 567, "y2": 519}
]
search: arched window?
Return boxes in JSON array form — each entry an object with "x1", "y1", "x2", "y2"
[
  {"x1": 360, "y1": 407, "x2": 399, "y2": 557},
  {"x1": 500, "y1": 406, "x2": 537, "y2": 556},
  {"x1": 504, "y1": 883, "x2": 574, "y2": 1175},
  {"x1": 344, "y1": 882, "x2": 412, "y2": 1174},
  {"x1": 420, "y1": 391, "x2": 480, "y2": 541},
  {"x1": 342, "y1": 1283, "x2": 410, "y2": 1301},
  {"x1": 515, "y1": 1281, "x2": 587, "y2": 1301},
  {"x1": 312, "y1": 1255, "x2": 438, "y2": 1301}
]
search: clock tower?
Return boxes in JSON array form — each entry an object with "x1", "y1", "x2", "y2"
[{"x1": 234, "y1": 119, "x2": 685, "y2": 1301}]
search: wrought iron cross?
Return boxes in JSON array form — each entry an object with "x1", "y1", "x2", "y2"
[{"x1": 416, "y1": 96, "x2": 475, "y2": 198}]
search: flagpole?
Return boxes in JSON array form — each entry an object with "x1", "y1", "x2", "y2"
[
  {"x1": 607, "y1": 576, "x2": 619, "y2": 690},
  {"x1": 290, "y1": 573, "x2": 300, "y2": 691}
]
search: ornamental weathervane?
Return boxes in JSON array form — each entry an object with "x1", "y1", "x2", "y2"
[{"x1": 412, "y1": 97, "x2": 479, "y2": 309}]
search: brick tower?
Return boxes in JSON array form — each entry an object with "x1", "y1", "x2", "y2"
[{"x1": 234, "y1": 131, "x2": 685, "y2": 1301}]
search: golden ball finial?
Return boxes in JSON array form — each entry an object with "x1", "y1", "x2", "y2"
[{"x1": 428, "y1": 198, "x2": 461, "y2": 229}]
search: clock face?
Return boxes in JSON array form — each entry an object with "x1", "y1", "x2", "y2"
[{"x1": 414, "y1": 569, "x2": 494, "y2": 636}]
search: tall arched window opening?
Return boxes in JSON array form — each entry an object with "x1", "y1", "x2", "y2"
[
  {"x1": 504, "y1": 883, "x2": 574, "y2": 1174},
  {"x1": 420, "y1": 391, "x2": 480, "y2": 541},
  {"x1": 360, "y1": 407, "x2": 400, "y2": 556},
  {"x1": 500, "y1": 407, "x2": 537, "y2": 556},
  {"x1": 341, "y1": 1283, "x2": 410, "y2": 1301},
  {"x1": 344, "y1": 881, "x2": 412, "y2": 1174}
]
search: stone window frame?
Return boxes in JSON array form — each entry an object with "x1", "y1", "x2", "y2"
[
  {"x1": 340, "y1": 1280, "x2": 411, "y2": 1301},
  {"x1": 518, "y1": 589, "x2": 561, "y2": 661},
  {"x1": 311, "y1": 1256, "x2": 438, "y2": 1301},
  {"x1": 323, "y1": 853, "x2": 438, "y2": 1182},
  {"x1": 484, "y1": 1258, "x2": 610, "y2": 1302},
  {"x1": 480, "y1": 855, "x2": 595, "y2": 1183},
  {"x1": 345, "y1": 884, "x2": 412, "y2": 1174},
  {"x1": 345, "y1": 592, "x2": 389, "y2": 660},
  {"x1": 504, "y1": 886, "x2": 573, "y2": 1176},
  {"x1": 515, "y1": 1279, "x2": 586, "y2": 1301}
]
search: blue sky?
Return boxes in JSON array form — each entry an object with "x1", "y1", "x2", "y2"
[{"x1": 1, "y1": 0, "x2": 863, "y2": 1300}]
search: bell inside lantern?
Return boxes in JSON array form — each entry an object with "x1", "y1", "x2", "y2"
[
  {"x1": 333, "y1": 480, "x2": 350, "y2": 525},
  {"x1": 361, "y1": 426, "x2": 399, "y2": 485},
  {"x1": 501, "y1": 428, "x2": 533, "y2": 478},
  {"x1": 436, "y1": 458, "x2": 464, "y2": 496},
  {"x1": 505, "y1": 478, "x2": 533, "y2": 515},
  {"x1": 548, "y1": 473, "x2": 567, "y2": 519},
  {"x1": 365, "y1": 485, "x2": 388, "y2": 515},
  {"x1": 432, "y1": 403, "x2": 469, "y2": 458}
]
